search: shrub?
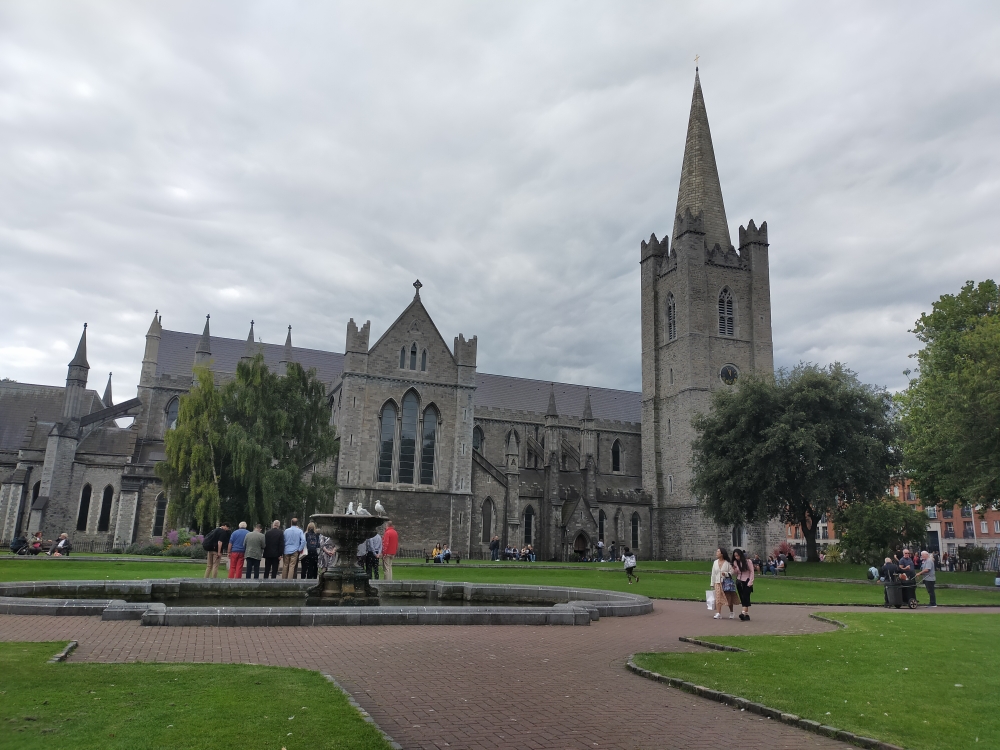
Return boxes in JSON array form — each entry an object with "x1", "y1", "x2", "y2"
[
  {"x1": 823, "y1": 544, "x2": 843, "y2": 563},
  {"x1": 137, "y1": 544, "x2": 163, "y2": 556},
  {"x1": 773, "y1": 541, "x2": 796, "y2": 561},
  {"x1": 958, "y1": 545, "x2": 989, "y2": 571},
  {"x1": 164, "y1": 545, "x2": 192, "y2": 557},
  {"x1": 124, "y1": 543, "x2": 142, "y2": 555},
  {"x1": 189, "y1": 546, "x2": 207, "y2": 559}
]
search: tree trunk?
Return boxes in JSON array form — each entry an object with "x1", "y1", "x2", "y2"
[{"x1": 801, "y1": 511, "x2": 821, "y2": 562}]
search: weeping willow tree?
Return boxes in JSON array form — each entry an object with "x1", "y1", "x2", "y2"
[{"x1": 157, "y1": 354, "x2": 339, "y2": 530}]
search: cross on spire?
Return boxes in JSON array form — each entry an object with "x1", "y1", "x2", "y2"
[{"x1": 413, "y1": 279, "x2": 422, "y2": 297}]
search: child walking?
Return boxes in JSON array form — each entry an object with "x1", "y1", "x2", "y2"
[{"x1": 622, "y1": 547, "x2": 639, "y2": 584}]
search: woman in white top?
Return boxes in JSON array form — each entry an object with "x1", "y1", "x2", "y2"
[{"x1": 710, "y1": 547, "x2": 737, "y2": 619}]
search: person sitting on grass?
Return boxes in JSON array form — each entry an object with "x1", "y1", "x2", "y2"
[
  {"x1": 621, "y1": 547, "x2": 639, "y2": 584},
  {"x1": 48, "y1": 533, "x2": 72, "y2": 556}
]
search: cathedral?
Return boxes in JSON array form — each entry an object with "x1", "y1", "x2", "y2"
[{"x1": 0, "y1": 72, "x2": 784, "y2": 560}]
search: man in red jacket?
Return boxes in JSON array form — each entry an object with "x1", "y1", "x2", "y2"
[{"x1": 381, "y1": 521, "x2": 399, "y2": 581}]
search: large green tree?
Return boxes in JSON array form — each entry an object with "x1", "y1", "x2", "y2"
[
  {"x1": 898, "y1": 280, "x2": 1000, "y2": 509},
  {"x1": 836, "y1": 496, "x2": 929, "y2": 565},
  {"x1": 691, "y1": 363, "x2": 900, "y2": 562},
  {"x1": 156, "y1": 354, "x2": 339, "y2": 530}
]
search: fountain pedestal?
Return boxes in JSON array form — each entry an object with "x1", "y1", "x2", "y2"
[{"x1": 308, "y1": 513, "x2": 387, "y2": 606}]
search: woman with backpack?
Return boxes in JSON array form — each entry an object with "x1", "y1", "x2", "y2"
[
  {"x1": 732, "y1": 548, "x2": 755, "y2": 621},
  {"x1": 621, "y1": 547, "x2": 639, "y2": 584},
  {"x1": 710, "y1": 547, "x2": 737, "y2": 619}
]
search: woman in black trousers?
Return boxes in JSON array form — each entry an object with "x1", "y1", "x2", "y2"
[{"x1": 732, "y1": 548, "x2": 755, "y2": 621}]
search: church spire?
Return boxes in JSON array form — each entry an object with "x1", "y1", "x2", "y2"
[
  {"x1": 240, "y1": 321, "x2": 256, "y2": 363},
  {"x1": 194, "y1": 315, "x2": 212, "y2": 367},
  {"x1": 102, "y1": 373, "x2": 113, "y2": 408},
  {"x1": 672, "y1": 69, "x2": 732, "y2": 252},
  {"x1": 582, "y1": 389, "x2": 593, "y2": 421},
  {"x1": 69, "y1": 323, "x2": 89, "y2": 369},
  {"x1": 279, "y1": 326, "x2": 294, "y2": 371},
  {"x1": 546, "y1": 385, "x2": 558, "y2": 417}
]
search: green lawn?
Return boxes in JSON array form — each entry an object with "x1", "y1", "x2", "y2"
[
  {"x1": 0, "y1": 642, "x2": 392, "y2": 750},
  {"x1": 0, "y1": 559, "x2": 219, "y2": 581},
  {"x1": 634, "y1": 612, "x2": 998, "y2": 750}
]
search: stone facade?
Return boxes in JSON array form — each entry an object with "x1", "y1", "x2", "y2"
[{"x1": 0, "y1": 71, "x2": 784, "y2": 560}]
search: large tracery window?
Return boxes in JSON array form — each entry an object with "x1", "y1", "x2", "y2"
[
  {"x1": 420, "y1": 406, "x2": 438, "y2": 485},
  {"x1": 666, "y1": 293, "x2": 677, "y2": 341},
  {"x1": 718, "y1": 288, "x2": 734, "y2": 336},
  {"x1": 377, "y1": 402, "x2": 397, "y2": 482},
  {"x1": 165, "y1": 398, "x2": 179, "y2": 431},
  {"x1": 398, "y1": 392, "x2": 419, "y2": 483}
]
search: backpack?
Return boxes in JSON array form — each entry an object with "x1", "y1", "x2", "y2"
[{"x1": 202, "y1": 528, "x2": 220, "y2": 551}]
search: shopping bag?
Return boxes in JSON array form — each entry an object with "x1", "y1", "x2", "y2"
[{"x1": 706, "y1": 590, "x2": 715, "y2": 610}]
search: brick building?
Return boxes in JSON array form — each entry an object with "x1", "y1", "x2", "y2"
[{"x1": 0, "y1": 71, "x2": 784, "y2": 560}]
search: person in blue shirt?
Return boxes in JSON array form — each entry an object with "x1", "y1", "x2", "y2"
[
  {"x1": 282, "y1": 518, "x2": 307, "y2": 579},
  {"x1": 227, "y1": 521, "x2": 249, "y2": 579}
]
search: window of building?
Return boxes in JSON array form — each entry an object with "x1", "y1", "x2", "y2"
[
  {"x1": 409, "y1": 344, "x2": 417, "y2": 370},
  {"x1": 76, "y1": 485, "x2": 92, "y2": 532},
  {"x1": 944, "y1": 522, "x2": 955, "y2": 538},
  {"x1": 669, "y1": 369, "x2": 674, "y2": 385},
  {"x1": 631, "y1": 513, "x2": 640, "y2": 550},
  {"x1": 943, "y1": 508, "x2": 953, "y2": 519},
  {"x1": 598, "y1": 510, "x2": 606, "y2": 542},
  {"x1": 994, "y1": 520, "x2": 1000, "y2": 534},
  {"x1": 667, "y1": 418, "x2": 671, "y2": 436},
  {"x1": 399, "y1": 347, "x2": 406, "y2": 368},
  {"x1": 612, "y1": 440, "x2": 622, "y2": 472},
  {"x1": 473, "y1": 426, "x2": 484, "y2": 454},
  {"x1": 963, "y1": 521, "x2": 975, "y2": 538},
  {"x1": 893, "y1": 486, "x2": 900, "y2": 497},
  {"x1": 377, "y1": 402, "x2": 397, "y2": 482},
  {"x1": 398, "y1": 392, "x2": 419, "y2": 484},
  {"x1": 152, "y1": 494, "x2": 168, "y2": 537},
  {"x1": 666, "y1": 293, "x2": 676, "y2": 341},
  {"x1": 961, "y1": 505, "x2": 972, "y2": 518},
  {"x1": 981, "y1": 521, "x2": 988, "y2": 534},
  {"x1": 165, "y1": 398, "x2": 179, "y2": 431},
  {"x1": 420, "y1": 406, "x2": 438, "y2": 485},
  {"x1": 421, "y1": 350, "x2": 427, "y2": 371},
  {"x1": 926, "y1": 506, "x2": 937, "y2": 519},
  {"x1": 97, "y1": 485, "x2": 114, "y2": 532},
  {"x1": 523, "y1": 506, "x2": 534, "y2": 546},
  {"x1": 718, "y1": 288, "x2": 734, "y2": 336},
  {"x1": 481, "y1": 498, "x2": 494, "y2": 543}
]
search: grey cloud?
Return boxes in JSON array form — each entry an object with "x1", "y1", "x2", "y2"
[{"x1": 1, "y1": 1, "x2": 999, "y2": 399}]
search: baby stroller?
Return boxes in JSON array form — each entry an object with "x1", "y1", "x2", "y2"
[{"x1": 10, "y1": 536, "x2": 30, "y2": 556}]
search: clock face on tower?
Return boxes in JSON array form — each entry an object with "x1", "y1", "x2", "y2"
[{"x1": 720, "y1": 364, "x2": 739, "y2": 386}]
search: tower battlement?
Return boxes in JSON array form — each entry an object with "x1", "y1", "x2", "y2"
[{"x1": 738, "y1": 219, "x2": 768, "y2": 249}]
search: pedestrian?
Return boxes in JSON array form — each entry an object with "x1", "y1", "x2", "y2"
[
  {"x1": 916, "y1": 550, "x2": 937, "y2": 607},
  {"x1": 243, "y1": 523, "x2": 265, "y2": 579},
  {"x1": 357, "y1": 539, "x2": 368, "y2": 566},
  {"x1": 732, "y1": 548, "x2": 755, "y2": 621},
  {"x1": 202, "y1": 522, "x2": 231, "y2": 578},
  {"x1": 382, "y1": 521, "x2": 398, "y2": 581},
  {"x1": 711, "y1": 547, "x2": 737, "y2": 619},
  {"x1": 48, "y1": 533, "x2": 73, "y2": 556},
  {"x1": 597, "y1": 539, "x2": 605, "y2": 562},
  {"x1": 365, "y1": 530, "x2": 382, "y2": 579},
  {"x1": 898, "y1": 548, "x2": 918, "y2": 604},
  {"x1": 263, "y1": 520, "x2": 284, "y2": 579},
  {"x1": 227, "y1": 521, "x2": 249, "y2": 579},
  {"x1": 282, "y1": 517, "x2": 306, "y2": 579},
  {"x1": 609, "y1": 541, "x2": 617, "y2": 562},
  {"x1": 489, "y1": 535, "x2": 500, "y2": 561},
  {"x1": 302, "y1": 522, "x2": 321, "y2": 579},
  {"x1": 621, "y1": 547, "x2": 639, "y2": 584}
]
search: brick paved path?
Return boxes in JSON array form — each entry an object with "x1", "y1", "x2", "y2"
[{"x1": 0, "y1": 601, "x2": 864, "y2": 750}]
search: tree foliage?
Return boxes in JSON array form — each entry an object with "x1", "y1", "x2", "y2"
[
  {"x1": 898, "y1": 280, "x2": 1000, "y2": 508},
  {"x1": 836, "y1": 496, "x2": 929, "y2": 565},
  {"x1": 691, "y1": 363, "x2": 900, "y2": 562},
  {"x1": 156, "y1": 354, "x2": 339, "y2": 529}
]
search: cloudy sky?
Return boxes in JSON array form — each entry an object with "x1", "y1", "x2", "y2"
[{"x1": 2, "y1": 1, "x2": 999, "y2": 399}]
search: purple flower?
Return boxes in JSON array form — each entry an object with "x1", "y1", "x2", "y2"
[{"x1": 166, "y1": 530, "x2": 180, "y2": 545}]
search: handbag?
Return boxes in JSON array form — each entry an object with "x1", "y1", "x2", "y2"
[{"x1": 722, "y1": 574, "x2": 736, "y2": 593}]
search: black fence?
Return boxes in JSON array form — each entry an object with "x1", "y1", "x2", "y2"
[{"x1": 4, "y1": 538, "x2": 127, "y2": 554}]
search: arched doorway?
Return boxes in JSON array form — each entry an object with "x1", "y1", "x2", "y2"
[{"x1": 573, "y1": 532, "x2": 589, "y2": 560}]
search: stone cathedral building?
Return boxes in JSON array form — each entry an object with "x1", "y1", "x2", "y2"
[{"x1": 0, "y1": 72, "x2": 784, "y2": 560}]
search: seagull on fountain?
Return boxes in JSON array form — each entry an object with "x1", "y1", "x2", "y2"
[
  {"x1": 356, "y1": 501, "x2": 371, "y2": 516},
  {"x1": 346, "y1": 502, "x2": 355, "y2": 515},
  {"x1": 374, "y1": 500, "x2": 386, "y2": 515}
]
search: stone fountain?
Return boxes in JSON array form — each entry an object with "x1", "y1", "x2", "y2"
[{"x1": 308, "y1": 512, "x2": 388, "y2": 605}]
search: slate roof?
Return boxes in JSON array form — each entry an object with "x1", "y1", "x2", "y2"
[
  {"x1": 0, "y1": 382, "x2": 102, "y2": 452},
  {"x1": 157, "y1": 331, "x2": 641, "y2": 423}
]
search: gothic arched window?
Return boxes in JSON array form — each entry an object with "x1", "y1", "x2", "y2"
[
  {"x1": 612, "y1": 440, "x2": 622, "y2": 473},
  {"x1": 666, "y1": 293, "x2": 677, "y2": 341},
  {"x1": 599, "y1": 509, "x2": 606, "y2": 542},
  {"x1": 165, "y1": 398, "x2": 179, "y2": 431},
  {"x1": 377, "y1": 402, "x2": 397, "y2": 482},
  {"x1": 76, "y1": 484, "x2": 92, "y2": 532},
  {"x1": 152, "y1": 494, "x2": 168, "y2": 537},
  {"x1": 399, "y1": 347, "x2": 406, "y2": 368},
  {"x1": 409, "y1": 343, "x2": 417, "y2": 370},
  {"x1": 523, "y1": 505, "x2": 534, "y2": 546},
  {"x1": 420, "y1": 405, "x2": 438, "y2": 485},
  {"x1": 97, "y1": 485, "x2": 114, "y2": 532},
  {"x1": 421, "y1": 349, "x2": 427, "y2": 371},
  {"x1": 398, "y1": 391, "x2": 419, "y2": 483},
  {"x1": 481, "y1": 498, "x2": 494, "y2": 543},
  {"x1": 718, "y1": 288, "x2": 735, "y2": 337},
  {"x1": 472, "y1": 426, "x2": 484, "y2": 454},
  {"x1": 631, "y1": 512, "x2": 640, "y2": 550}
]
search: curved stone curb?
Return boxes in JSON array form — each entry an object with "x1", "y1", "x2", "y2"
[
  {"x1": 809, "y1": 613, "x2": 848, "y2": 629},
  {"x1": 0, "y1": 580, "x2": 653, "y2": 627},
  {"x1": 322, "y1": 673, "x2": 403, "y2": 750},
  {"x1": 626, "y1": 656, "x2": 905, "y2": 750},
  {"x1": 47, "y1": 640, "x2": 78, "y2": 663},
  {"x1": 677, "y1": 636, "x2": 747, "y2": 652}
]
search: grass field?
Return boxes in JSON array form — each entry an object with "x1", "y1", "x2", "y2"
[
  {"x1": 0, "y1": 642, "x2": 392, "y2": 750},
  {"x1": 0, "y1": 559, "x2": 218, "y2": 581},
  {"x1": 634, "y1": 612, "x2": 998, "y2": 750}
]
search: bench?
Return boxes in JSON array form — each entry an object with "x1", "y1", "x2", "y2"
[{"x1": 425, "y1": 552, "x2": 461, "y2": 564}]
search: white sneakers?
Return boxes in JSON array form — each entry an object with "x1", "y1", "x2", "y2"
[
  {"x1": 729, "y1": 613, "x2": 735, "y2": 619},
  {"x1": 713, "y1": 613, "x2": 721, "y2": 619}
]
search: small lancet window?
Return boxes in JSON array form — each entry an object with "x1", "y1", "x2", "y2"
[
  {"x1": 472, "y1": 426, "x2": 484, "y2": 454},
  {"x1": 666, "y1": 293, "x2": 677, "y2": 341},
  {"x1": 165, "y1": 398, "x2": 179, "y2": 431},
  {"x1": 409, "y1": 344, "x2": 417, "y2": 370},
  {"x1": 399, "y1": 347, "x2": 406, "y2": 368},
  {"x1": 718, "y1": 288, "x2": 734, "y2": 336},
  {"x1": 421, "y1": 349, "x2": 427, "y2": 371},
  {"x1": 419, "y1": 406, "x2": 437, "y2": 485},
  {"x1": 377, "y1": 402, "x2": 396, "y2": 482},
  {"x1": 612, "y1": 440, "x2": 622, "y2": 472}
]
